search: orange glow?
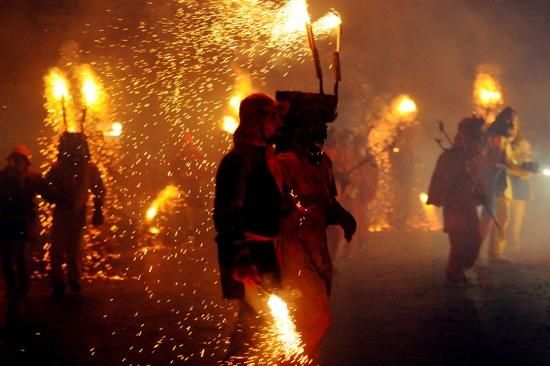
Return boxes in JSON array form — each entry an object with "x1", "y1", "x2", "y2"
[
  {"x1": 313, "y1": 10, "x2": 341, "y2": 34},
  {"x1": 392, "y1": 94, "x2": 418, "y2": 122},
  {"x1": 106, "y1": 122, "x2": 123, "y2": 137},
  {"x1": 419, "y1": 192, "x2": 429, "y2": 205},
  {"x1": 473, "y1": 72, "x2": 503, "y2": 122},
  {"x1": 267, "y1": 294, "x2": 307, "y2": 362},
  {"x1": 145, "y1": 185, "x2": 180, "y2": 222},
  {"x1": 221, "y1": 70, "x2": 254, "y2": 134}
]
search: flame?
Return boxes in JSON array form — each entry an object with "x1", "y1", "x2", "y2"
[
  {"x1": 419, "y1": 192, "x2": 429, "y2": 205},
  {"x1": 391, "y1": 94, "x2": 418, "y2": 122},
  {"x1": 145, "y1": 185, "x2": 180, "y2": 222},
  {"x1": 313, "y1": 10, "x2": 341, "y2": 34},
  {"x1": 222, "y1": 116, "x2": 239, "y2": 134},
  {"x1": 222, "y1": 71, "x2": 254, "y2": 134},
  {"x1": 267, "y1": 294, "x2": 306, "y2": 361},
  {"x1": 78, "y1": 66, "x2": 104, "y2": 110},
  {"x1": 473, "y1": 72, "x2": 503, "y2": 122},
  {"x1": 272, "y1": 0, "x2": 311, "y2": 39},
  {"x1": 49, "y1": 71, "x2": 69, "y2": 101}
]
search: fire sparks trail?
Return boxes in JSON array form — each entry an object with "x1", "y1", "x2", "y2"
[
  {"x1": 473, "y1": 71, "x2": 504, "y2": 122},
  {"x1": 146, "y1": 185, "x2": 181, "y2": 223},
  {"x1": 267, "y1": 294, "x2": 308, "y2": 363},
  {"x1": 367, "y1": 94, "x2": 419, "y2": 231}
]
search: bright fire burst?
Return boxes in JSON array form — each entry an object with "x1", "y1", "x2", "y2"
[
  {"x1": 473, "y1": 72, "x2": 504, "y2": 122},
  {"x1": 392, "y1": 94, "x2": 418, "y2": 123},
  {"x1": 221, "y1": 70, "x2": 254, "y2": 135},
  {"x1": 145, "y1": 185, "x2": 181, "y2": 222},
  {"x1": 267, "y1": 294, "x2": 308, "y2": 363}
]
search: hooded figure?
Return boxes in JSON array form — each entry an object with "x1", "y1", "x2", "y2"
[
  {"x1": 44, "y1": 132, "x2": 104, "y2": 295},
  {"x1": 275, "y1": 91, "x2": 356, "y2": 361},
  {"x1": 213, "y1": 93, "x2": 285, "y2": 362},
  {"x1": 427, "y1": 117, "x2": 486, "y2": 285}
]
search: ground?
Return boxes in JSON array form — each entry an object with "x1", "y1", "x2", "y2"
[{"x1": 2, "y1": 230, "x2": 550, "y2": 365}]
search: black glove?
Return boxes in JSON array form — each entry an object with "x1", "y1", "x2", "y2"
[
  {"x1": 341, "y1": 211, "x2": 357, "y2": 242},
  {"x1": 92, "y1": 208, "x2": 104, "y2": 227}
]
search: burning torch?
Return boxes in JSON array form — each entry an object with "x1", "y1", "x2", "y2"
[{"x1": 305, "y1": 17, "x2": 324, "y2": 94}]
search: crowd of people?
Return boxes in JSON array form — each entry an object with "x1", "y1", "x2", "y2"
[
  {"x1": 213, "y1": 90, "x2": 537, "y2": 362},
  {"x1": 428, "y1": 107, "x2": 537, "y2": 286}
]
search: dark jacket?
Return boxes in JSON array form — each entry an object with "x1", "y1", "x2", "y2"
[
  {"x1": 213, "y1": 143, "x2": 282, "y2": 299},
  {"x1": 0, "y1": 167, "x2": 47, "y2": 241}
]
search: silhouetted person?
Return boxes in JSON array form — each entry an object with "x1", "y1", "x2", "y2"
[
  {"x1": 0, "y1": 145, "x2": 47, "y2": 299},
  {"x1": 44, "y1": 132, "x2": 104, "y2": 296},
  {"x1": 427, "y1": 117, "x2": 486, "y2": 286},
  {"x1": 213, "y1": 93, "x2": 285, "y2": 362}
]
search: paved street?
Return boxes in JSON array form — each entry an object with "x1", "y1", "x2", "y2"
[{"x1": 2, "y1": 230, "x2": 550, "y2": 365}]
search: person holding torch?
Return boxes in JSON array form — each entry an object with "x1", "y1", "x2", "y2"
[{"x1": 213, "y1": 93, "x2": 287, "y2": 361}]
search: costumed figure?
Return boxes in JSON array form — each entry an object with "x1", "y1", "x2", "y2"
[
  {"x1": 275, "y1": 91, "x2": 357, "y2": 361},
  {"x1": 45, "y1": 132, "x2": 104, "y2": 295},
  {"x1": 427, "y1": 117, "x2": 486, "y2": 285}
]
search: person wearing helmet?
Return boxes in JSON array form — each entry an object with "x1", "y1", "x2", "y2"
[
  {"x1": 427, "y1": 117, "x2": 487, "y2": 286},
  {"x1": 213, "y1": 93, "x2": 286, "y2": 362},
  {"x1": 44, "y1": 132, "x2": 105, "y2": 296},
  {"x1": 0, "y1": 145, "x2": 47, "y2": 299}
]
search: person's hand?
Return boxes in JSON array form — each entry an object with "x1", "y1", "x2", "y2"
[
  {"x1": 232, "y1": 264, "x2": 260, "y2": 286},
  {"x1": 92, "y1": 209, "x2": 104, "y2": 227},
  {"x1": 342, "y1": 212, "x2": 357, "y2": 242}
]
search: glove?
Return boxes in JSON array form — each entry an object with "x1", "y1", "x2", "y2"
[
  {"x1": 341, "y1": 211, "x2": 357, "y2": 242},
  {"x1": 92, "y1": 208, "x2": 104, "y2": 227}
]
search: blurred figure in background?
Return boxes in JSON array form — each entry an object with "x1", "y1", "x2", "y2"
[
  {"x1": 483, "y1": 108, "x2": 533, "y2": 264},
  {"x1": 0, "y1": 145, "x2": 47, "y2": 299},
  {"x1": 45, "y1": 132, "x2": 104, "y2": 296},
  {"x1": 427, "y1": 117, "x2": 486, "y2": 286}
]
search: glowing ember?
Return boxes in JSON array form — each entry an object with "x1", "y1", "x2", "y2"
[
  {"x1": 267, "y1": 294, "x2": 307, "y2": 362},
  {"x1": 145, "y1": 185, "x2": 180, "y2": 222},
  {"x1": 222, "y1": 116, "x2": 239, "y2": 134}
]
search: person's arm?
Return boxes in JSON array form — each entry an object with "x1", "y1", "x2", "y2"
[
  {"x1": 325, "y1": 155, "x2": 357, "y2": 241},
  {"x1": 89, "y1": 164, "x2": 105, "y2": 226}
]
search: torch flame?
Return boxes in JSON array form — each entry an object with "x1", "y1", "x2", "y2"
[
  {"x1": 391, "y1": 94, "x2": 418, "y2": 123},
  {"x1": 474, "y1": 73, "x2": 503, "y2": 108},
  {"x1": 313, "y1": 10, "x2": 341, "y2": 34},
  {"x1": 222, "y1": 71, "x2": 254, "y2": 135},
  {"x1": 273, "y1": 0, "x2": 311, "y2": 37},
  {"x1": 473, "y1": 72, "x2": 503, "y2": 122},
  {"x1": 82, "y1": 77, "x2": 99, "y2": 107},
  {"x1": 267, "y1": 294, "x2": 306, "y2": 361},
  {"x1": 145, "y1": 185, "x2": 180, "y2": 222},
  {"x1": 49, "y1": 70, "x2": 69, "y2": 101}
]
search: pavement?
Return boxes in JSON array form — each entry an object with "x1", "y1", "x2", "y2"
[{"x1": 1, "y1": 230, "x2": 550, "y2": 365}]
